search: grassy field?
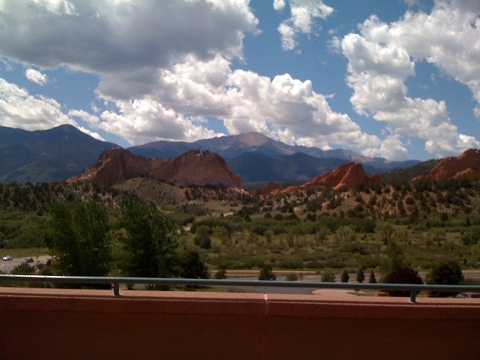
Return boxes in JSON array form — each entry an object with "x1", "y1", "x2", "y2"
[{"x1": 0, "y1": 247, "x2": 48, "y2": 259}]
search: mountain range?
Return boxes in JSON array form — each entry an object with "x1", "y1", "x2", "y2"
[
  {"x1": 129, "y1": 132, "x2": 420, "y2": 185},
  {"x1": 0, "y1": 125, "x2": 116, "y2": 184},
  {"x1": 0, "y1": 124, "x2": 419, "y2": 185}
]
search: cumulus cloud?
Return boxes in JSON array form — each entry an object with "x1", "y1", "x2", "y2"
[
  {"x1": 363, "y1": 134, "x2": 409, "y2": 161},
  {"x1": 273, "y1": 0, "x2": 286, "y2": 11},
  {"x1": 98, "y1": 99, "x2": 221, "y2": 146},
  {"x1": 0, "y1": 1, "x2": 385, "y2": 156},
  {"x1": 274, "y1": 0, "x2": 334, "y2": 51},
  {"x1": 338, "y1": 0, "x2": 480, "y2": 159},
  {"x1": 0, "y1": 77, "x2": 74, "y2": 129},
  {"x1": 0, "y1": 77, "x2": 106, "y2": 140},
  {"x1": 0, "y1": 1, "x2": 257, "y2": 76},
  {"x1": 91, "y1": 53, "x2": 381, "y2": 149},
  {"x1": 25, "y1": 68, "x2": 48, "y2": 86}
]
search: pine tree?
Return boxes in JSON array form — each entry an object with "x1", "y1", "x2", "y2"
[
  {"x1": 369, "y1": 270, "x2": 377, "y2": 283},
  {"x1": 356, "y1": 267, "x2": 365, "y2": 283}
]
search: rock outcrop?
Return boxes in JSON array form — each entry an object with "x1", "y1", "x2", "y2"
[
  {"x1": 67, "y1": 147, "x2": 242, "y2": 188},
  {"x1": 305, "y1": 162, "x2": 380, "y2": 190},
  {"x1": 412, "y1": 149, "x2": 480, "y2": 183},
  {"x1": 272, "y1": 162, "x2": 380, "y2": 195},
  {"x1": 255, "y1": 181, "x2": 278, "y2": 196}
]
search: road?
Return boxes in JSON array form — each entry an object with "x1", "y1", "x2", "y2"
[{"x1": 0, "y1": 255, "x2": 50, "y2": 273}]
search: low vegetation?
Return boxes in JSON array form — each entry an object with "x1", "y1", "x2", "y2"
[{"x1": 0, "y1": 178, "x2": 480, "y2": 294}]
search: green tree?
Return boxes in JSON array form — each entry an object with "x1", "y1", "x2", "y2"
[
  {"x1": 368, "y1": 270, "x2": 377, "y2": 283},
  {"x1": 178, "y1": 250, "x2": 209, "y2": 279},
  {"x1": 194, "y1": 225, "x2": 213, "y2": 249},
  {"x1": 335, "y1": 226, "x2": 356, "y2": 243},
  {"x1": 46, "y1": 200, "x2": 111, "y2": 278},
  {"x1": 380, "y1": 240, "x2": 406, "y2": 276},
  {"x1": 214, "y1": 265, "x2": 227, "y2": 279},
  {"x1": 426, "y1": 260, "x2": 464, "y2": 297},
  {"x1": 341, "y1": 269, "x2": 349, "y2": 283},
  {"x1": 384, "y1": 267, "x2": 423, "y2": 297},
  {"x1": 118, "y1": 195, "x2": 178, "y2": 279},
  {"x1": 356, "y1": 267, "x2": 365, "y2": 283},
  {"x1": 259, "y1": 264, "x2": 276, "y2": 280}
]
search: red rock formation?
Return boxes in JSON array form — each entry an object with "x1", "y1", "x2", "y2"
[
  {"x1": 255, "y1": 181, "x2": 278, "y2": 196},
  {"x1": 305, "y1": 162, "x2": 380, "y2": 190},
  {"x1": 272, "y1": 162, "x2": 380, "y2": 195},
  {"x1": 67, "y1": 147, "x2": 242, "y2": 188},
  {"x1": 412, "y1": 149, "x2": 480, "y2": 183}
]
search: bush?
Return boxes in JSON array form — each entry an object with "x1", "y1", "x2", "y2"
[
  {"x1": 341, "y1": 269, "x2": 349, "y2": 283},
  {"x1": 321, "y1": 271, "x2": 336, "y2": 282},
  {"x1": 384, "y1": 267, "x2": 423, "y2": 297},
  {"x1": 214, "y1": 265, "x2": 227, "y2": 279},
  {"x1": 258, "y1": 264, "x2": 276, "y2": 280},
  {"x1": 426, "y1": 260, "x2": 464, "y2": 297},
  {"x1": 286, "y1": 273, "x2": 298, "y2": 281},
  {"x1": 305, "y1": 261, "x2": 324, "y2": 269},
  {"x1": 277, "y1": 259, "x2": 303, "y2": 269}
]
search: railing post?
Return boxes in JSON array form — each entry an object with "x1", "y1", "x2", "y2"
[
  {"x1": 409, "y1": 290, "x2": 417, "y2": 303},
  {"x1": 113, "y1": 282, "x2": 120, "y2": 297}
]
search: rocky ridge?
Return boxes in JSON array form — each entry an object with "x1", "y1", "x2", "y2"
[
  {"x1": 412, "y1": 149, "x2": 480, "y2": 183},
  {"x1": 67, "y1": 147, "x2": 242, "y2": 188},
  {"x1": 271, "y1": 162, "x2": 380, "y2": 195}
]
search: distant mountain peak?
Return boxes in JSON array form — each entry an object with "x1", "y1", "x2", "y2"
[{"x1": 232, "y1": 132, "x2": 271, "y2": 147}]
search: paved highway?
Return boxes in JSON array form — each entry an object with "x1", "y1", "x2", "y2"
[{"x1": 0, "y1": 255, "x2": 50, "y2": 273}]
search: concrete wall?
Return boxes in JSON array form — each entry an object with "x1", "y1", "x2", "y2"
[{"x1": 0, "y1": 288, "x2": 479, "y2": 360}]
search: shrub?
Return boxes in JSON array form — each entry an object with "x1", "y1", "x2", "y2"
[
  {"x1": 277, "y1": 259, "x2": 303, "y2": 269},
  {"x1": 321, "y1": 271, "x2": 336, "y2": 282},
  {"x1": 384, "y1": 267, "x2": 423, "y2": 297},
  {"x1": 214, "y1": 265, "x2": 227, "y2": 279},
  {"x1": 341, "y1": 269, "x2": 349, "y2": 283},
  {"x1": 368, "y1": 270, "x2": 377, "y2": 283},
  {"x1": 258, "y1": 264, "x2": 276, "y2": 280},
  {"x1": 305, "y1": 261, "x2": 324, "y2": 269},
  {"x1": 426, "y1": 260, "x2": 464, "y2": 297},
  {"x1": 286, "y1": 273, "x2": 299, "y2": 281}
]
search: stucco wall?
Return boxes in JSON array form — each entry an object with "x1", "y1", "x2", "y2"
[{"x1": 0, "y1": 288, "x2": 479, "y2": 360}]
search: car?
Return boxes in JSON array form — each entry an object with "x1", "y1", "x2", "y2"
[
  {"x1": 2, "y1": 255, "x2": 12, "y2": 261},
  {"x1": 456, "y1": 292, "x2": 480, "y2": 298},
  {"x1": 25, "y1": 257, "x2": 34, "y2": 263}
]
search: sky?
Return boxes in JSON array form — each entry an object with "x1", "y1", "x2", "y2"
[{"x1": 0, "y1": 0, "x2": 480, "y2": 161}]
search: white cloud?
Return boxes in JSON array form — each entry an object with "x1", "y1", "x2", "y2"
[
  {"x1": 0, "y1": 0, "x2": 257, "y2": 80},
  {"x1": 0, "y1": 77, "x2": 75, "y2": 130},
  {"x1": 25, "y1": 68, "x2": 48, "y2": 86},
  {"x1": 93, "y1": 54, "x2": 381, "y2": 150},
  {"x1": 32, "y1": 0, "x2": 78, "y2": 15},
  {"x1": 338, "y1": 0, "x2": 480, "y2": 159},
  {"x1": 0, "y1": 76, "x2": 107, "y2": 142},
  {"x1": 68, "y1": 109, "x2": 100, "y2": 127},
  {"x1": 474, "y1": 106, "x2": 480, "y2": 120},
  {"x1": 275, "y1": 0, "x2": 334, "y2": 51},
  {"x1": 273, "y1": 0, "x2": 286, "y2": 11},
  {"x1": 99, "y1": 99, "x2": 221, "y2": 146},
  {"x1": 77, "y1": 126, "x2": 105, "y2": 142},
  {"x1": 363, "y1": 134, "x2": 409, "y2": 161}
]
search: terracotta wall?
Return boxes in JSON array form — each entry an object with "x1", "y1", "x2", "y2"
[{"x1": 0, "y1": 289, "x2": 479, "y2": 360}]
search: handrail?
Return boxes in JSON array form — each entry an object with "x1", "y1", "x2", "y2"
[{"x1": 1, "y1": 275, "x2": 480, "y2": 303}]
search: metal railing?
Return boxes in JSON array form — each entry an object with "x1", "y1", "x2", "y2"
[{"x1": 1, "y1": 274, "x2": 480, "y2": 303}]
